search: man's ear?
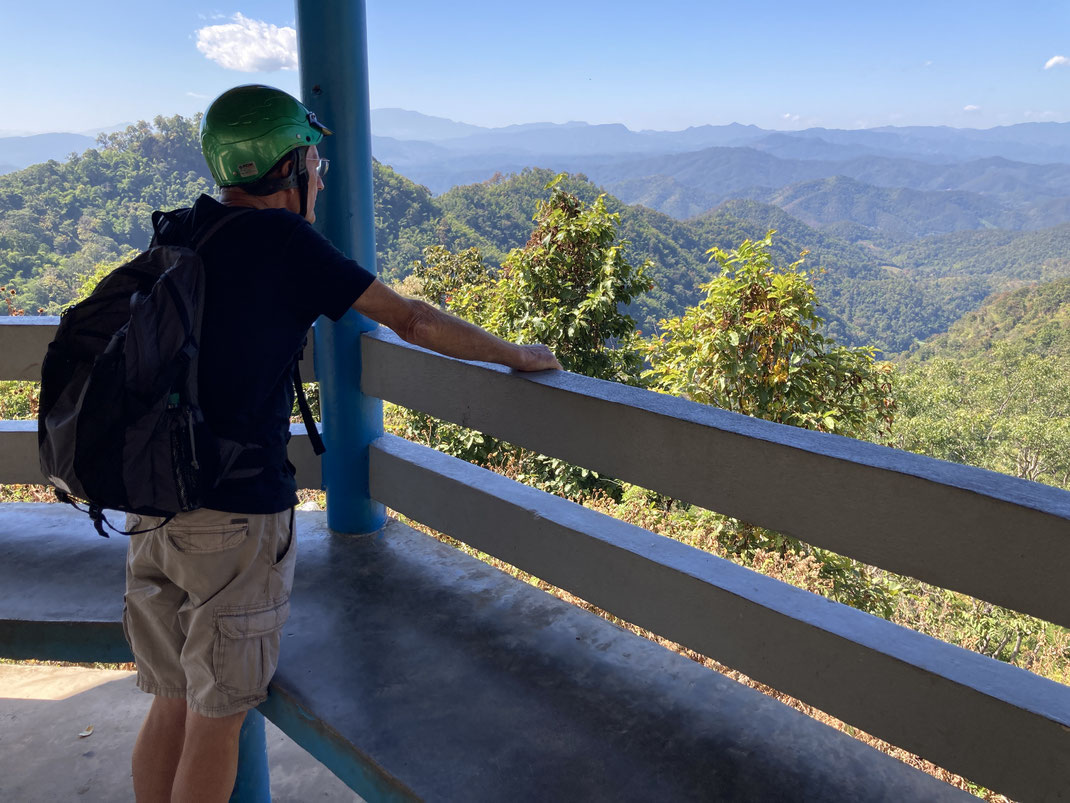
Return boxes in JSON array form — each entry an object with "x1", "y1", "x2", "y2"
[{"x1": 267, "y1": 153, "x2": 296, "y2": 180}]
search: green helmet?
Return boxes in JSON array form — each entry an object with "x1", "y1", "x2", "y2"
[{"x1": 200, "y1": 85, "x2": 332, "y2": 187}]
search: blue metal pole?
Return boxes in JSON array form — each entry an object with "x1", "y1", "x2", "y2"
[
  {"x1": 295, "y1": 0, "x2": 387, "y2": 534},
  {"x1": 230, "y1": 710, "x2": 271, "y2": 802}
]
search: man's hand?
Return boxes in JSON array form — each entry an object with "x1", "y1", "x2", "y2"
[{"x1": 511, "y1": 343, "x2": 562, "y2": 372}]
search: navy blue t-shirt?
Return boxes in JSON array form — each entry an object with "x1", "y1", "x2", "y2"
[{"x1": 153, "y1": 194, "x2": 375, "y2": 513}]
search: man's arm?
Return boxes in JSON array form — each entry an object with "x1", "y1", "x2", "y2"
[{"x1": 352, "y1": 279, "x2": 561, "y2": 372}]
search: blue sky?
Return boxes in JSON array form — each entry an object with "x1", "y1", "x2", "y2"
[{"x1": 4, "y1": 1, "x2": 1070, "y2": 135}]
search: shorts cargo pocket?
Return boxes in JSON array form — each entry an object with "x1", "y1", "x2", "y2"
[
  {"x1": 213, "y1": 598, "x2": 290, "y2": 696},
  {"x1": 168, "y1": 520, "x2": 249, "y2": 554}
]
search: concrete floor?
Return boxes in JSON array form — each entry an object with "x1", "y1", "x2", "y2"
[{"x1": 0, "y1": 664, "x2": 362, "y2": 802}]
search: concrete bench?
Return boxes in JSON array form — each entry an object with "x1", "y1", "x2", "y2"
[{"x1": 0, "y1": 503, "x2": 968, "y2": 801}]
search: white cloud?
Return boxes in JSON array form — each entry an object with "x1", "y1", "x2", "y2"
[
  {"x1": 963, "y1": 104, "x2": 981, "y2": 112},
  {"x1": 185, "y1": 91, "x2": 211, "y2": 99},
  {"x1": 195, "y1": 13, "x2": 297, "y2": 73},
  {"x1": 1044, "y1": 55, "x2": 1070, "y2": 70},
  {"x1": 923, "y1": 60, "x2": 933, "y2": 68},
  {"x1": 781, "y1": 112, "x2": 800, "y2": 123}
]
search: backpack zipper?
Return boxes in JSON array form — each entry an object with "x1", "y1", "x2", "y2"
[{"x1": 185, "y1": 407, "x2": 200, "y2": 471}]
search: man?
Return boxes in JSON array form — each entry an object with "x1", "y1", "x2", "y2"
[{"x1": 122, "y1": 84, "x2": 560, "y2": 803}]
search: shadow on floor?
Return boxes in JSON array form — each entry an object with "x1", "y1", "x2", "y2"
[{"x1": 0, "y1": 664, "x2": 361, "y2": 802}]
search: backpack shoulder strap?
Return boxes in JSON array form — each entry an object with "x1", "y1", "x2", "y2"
[
  {"x1": 293, "y1": 354, "x2": 326, "y2": 456},
  {"x1": 148, "y1": 206, "x2": 250, "y2": 251},
  {"x1": 149, "y1": 210, "x2": 166, "y2": 248}
]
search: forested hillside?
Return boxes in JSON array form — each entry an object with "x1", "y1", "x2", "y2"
[
  {"x1": 5, "y1": 113, "x2": 1070, "y2": 356},
  {"x1": 913, "y1": 277, "x2": 1070, "y2": 359},
  {"x1": 748, "y1": 176, "x2": 1028, "y2": 240},
  {"x1": 892, "y1": 278, "x2": 1070, "y2": 490},
  {"x1": 0, "y1": 116, "x2": 212, "y2": 312}
]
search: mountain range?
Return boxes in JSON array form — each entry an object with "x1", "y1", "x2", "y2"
[
  {"x1": 365, "y1": 111, "x2": 1070, "y2": 245},
  {"x1": 5, "y1": 110, "x2": 1070, "y2": 355},
  {"x1": 9, "y1": 110, "x2": 1070, "y2": 246},
  {"x1": 370, "y1": 109, "x2": 1070, "y2": 163}
]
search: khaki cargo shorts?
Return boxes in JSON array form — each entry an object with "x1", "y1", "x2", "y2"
[{"x1": 122, "y1": 507, "x2": 295, "y2": 717}]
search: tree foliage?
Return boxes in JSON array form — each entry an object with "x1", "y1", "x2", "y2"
[
  {"x1": 642, "y1": 232, "x2": 897, "y2": 577},
  {"x1": 894, "y1": 347, "x2": 1070, "y2": 489},
  {"x1": 0, "y1": 115, "x2": 212, "y2": 313},
  {"x1": 646, "y1": 231, "x2": 896, "y2": 439},
  {"x1": 399, "y1": 177, "x2": 651, "y2": 497},
  {"x1": 412, "y1": 245, "x2": 491, "y2": 307},
  {"x1": 372, "y1": 160, "x2": 440, "y2": 284},
  {"x1": 914, "y1": 276, "x2": 1070, "y2": 360},
  {"x1": 892, "y1": 276, "x2": 1070, "y2": 490},
  {"x1": 458, "y1": 177, "x2": 651, "y2": 382}
]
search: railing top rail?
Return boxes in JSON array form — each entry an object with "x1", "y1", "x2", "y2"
[
  {"x1": 0, "y1": 316, "x2": 314, "y2": 382},
  {"x1": 362, "y1": 327, "x2": 1070, "y2": 519},
  {"x1": 0, "y1": 317, "x2": 61, "y2": 325}
]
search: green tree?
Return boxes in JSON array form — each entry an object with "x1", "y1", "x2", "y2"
[
  {"x1": 373, "y1": 161, "x2": 440, "y2": 283},
  {"x1": 398, "y1": 177, "x2": 652, "y2": 498},
  {"x1": 412, "y1": 245, "x2": 492, "y2": 307},
  {"x1": 643, "y1": 231, "x2": 898, "y2": 606},
  {"x1": 453, "y1": 176, "x2": 651, "y2": 383},
  {"x1": 97, "y1": 114, "x2": 210, "y2": 182},
  {"x1": 893, "y1": 347, "x2": 1070, "y2": 489},
  {"x1": 646, "y1": 231, "x2": 896, "y2": 439}
]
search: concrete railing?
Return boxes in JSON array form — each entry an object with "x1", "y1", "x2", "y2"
[
  {"x1": 0, "y1": 317, "x2": 322, "y2": 488},
  {"x1": 3, "y1": 317, "x2": 1069, "y2": 802}
]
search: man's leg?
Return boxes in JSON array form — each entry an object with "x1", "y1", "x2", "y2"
[
  {"x1": 127, "y1": 508, "x2": 293, "y2": 801},
  {"x1": 170, "y1": 708, "x2": 248, "y2": 803},
  {"x1": 131, "y1": 696, "x2": 187, "y2": 802}
]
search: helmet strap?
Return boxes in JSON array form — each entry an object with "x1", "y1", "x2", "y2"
[
  {"x1": 294, "y1": 150, "x2": 310, "y2": 219},
  {"x1": 236, "y1": 147, "x2": 310, "y2": 208}
]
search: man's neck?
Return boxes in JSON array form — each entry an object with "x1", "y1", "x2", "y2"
[{"x1": 218, "y1": 187, "x2": 289, "y2": 212}]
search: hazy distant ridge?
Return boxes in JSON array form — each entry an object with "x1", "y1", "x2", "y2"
[
  {"x1": 371, "y1": 109, "x2": 1070, "y2": 163},
  {"x1": 10, "y1": 109, "x2": 1070, "y2": 252},
  {"x1": 0, "y1": 133, "x2": 96, "y2": 172}
]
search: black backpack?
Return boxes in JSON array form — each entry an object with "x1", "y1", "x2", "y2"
[{"x1": 38, "y1": 209, "x2": 325, "y2": 537}]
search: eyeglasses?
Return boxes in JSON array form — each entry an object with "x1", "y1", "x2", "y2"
[{"x1": 311, "y1": 158, "x2": 330, "y2": 178}]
